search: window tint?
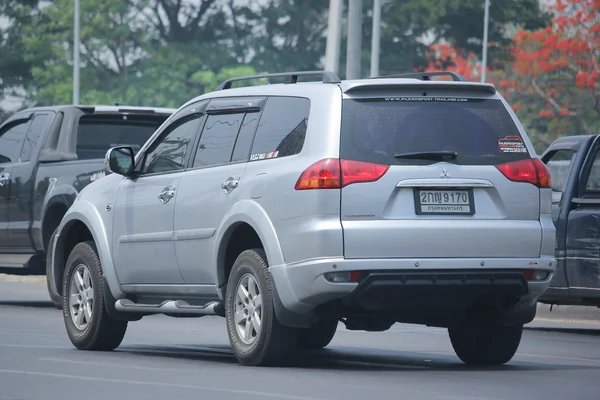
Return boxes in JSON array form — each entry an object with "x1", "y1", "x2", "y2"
[
  {"x1": 340, "y1": 98, "x2": 530, "y2": 166},
  {"x1": 231, "y1": 112, "x2": 260, "y2": 162},
  {"x1": 545, "y1": 150, "x2": 576, "y2": 193},
  {"x1": 0, "y1": 120, "x2": 30, "y2": 164},
  {"x1": 585, "y1": 150, "x2": 600, "y2": 194},
  {"x1": 20, "y1": 113, "x2": 52, "y2": 162},
  {"x1": 193, "y1": 113, "x2": 243, "y2": 167},
  {"x1": 250, "y1": 97, "x2": 309, "y2": 159},
  {"x1": 76, "y1": 114, "x2": 167, "y2": 160},
  {"x1": 141, "y1": 116, "x2": 201, "y2": 174}
]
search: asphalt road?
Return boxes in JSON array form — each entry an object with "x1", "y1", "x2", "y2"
[{"x1": 1, "y1": 281, "x2": 600, "y2": 400}]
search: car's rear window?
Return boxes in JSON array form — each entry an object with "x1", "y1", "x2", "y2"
[
  {"x1": 340, "y1": 97, "x2": 531, "y2": 166},
  {"x1": 76, "y1": 114, "x2": 168, "y2": 160}
]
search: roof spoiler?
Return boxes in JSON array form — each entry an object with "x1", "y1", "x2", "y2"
[{"x1": 344, "y1": 81, "x2": 497, "y2": 95}]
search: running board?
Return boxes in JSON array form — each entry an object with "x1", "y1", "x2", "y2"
[{"x1": 114, "y1": 299, "x2": 224, "y2": 316}]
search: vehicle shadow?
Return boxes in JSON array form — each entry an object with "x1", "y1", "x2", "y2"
[
  {"x1": 525, "y1": 327, "x2": 600, "y2": 336},
  {"x1": 116, "y1": 343, "x2": 600, "y2": 372},
  {"x1": 0, "y1": 299, "x2": 55, "y2": 308}
]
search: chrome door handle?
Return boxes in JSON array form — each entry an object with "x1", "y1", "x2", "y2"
[
  {"x1": 221, "y1": 177, "x2": 239, "y2": 193},
  {"x1": 0, "y1": 173, "x2": 9, "y2": 187},
  {"x1": 158, "y1": 186, "x2": 176, "y2": 204}
]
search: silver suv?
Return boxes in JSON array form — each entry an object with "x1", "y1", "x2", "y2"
[{"x1": 49, "y1": 70, "x2": 557, "y2": 367}]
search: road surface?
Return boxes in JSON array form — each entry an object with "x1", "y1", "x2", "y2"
[{"x1": 1, "y1": 281, "x2": 599, "y2": 400}]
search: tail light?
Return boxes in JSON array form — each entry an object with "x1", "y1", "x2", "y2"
[
  {"x1": 294, "y1": 158, "x2": 389, "y2": 190},
  {"x1": 495, "y1": 159, "x2": 552, "y2": 188}
]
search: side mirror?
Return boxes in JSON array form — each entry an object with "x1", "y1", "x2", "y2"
[{"x1": 105, "y1": 146, "x2": 135, "y2": 176}]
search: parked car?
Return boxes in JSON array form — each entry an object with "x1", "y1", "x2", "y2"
[
  {"x1": 48, "y1": 70, "x2": 556, "y2": 367},
  {"x1": 0, "y1": 104, "x2": 175, "y2": 307},
  {"x1": 538, "y1": 134, "x2": 600, "y2": 307}
]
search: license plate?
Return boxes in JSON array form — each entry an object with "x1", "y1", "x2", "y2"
[{"x1": 414, "y1": 189, "x2": 474, "y2": 215}]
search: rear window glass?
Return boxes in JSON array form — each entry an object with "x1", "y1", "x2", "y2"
[
  {"x1": 76, "y1": 114, "x2": 168, "y2": 160},
  {"x1": 340, "y1": 98, "x2": 530, "y2": 166}
]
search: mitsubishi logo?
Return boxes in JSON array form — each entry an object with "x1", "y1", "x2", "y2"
[{"x1": 440, "y1": 167, "x2": 450, "y2": 178}]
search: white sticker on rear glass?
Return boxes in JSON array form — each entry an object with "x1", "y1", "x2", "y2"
[
  {"x1": 498, "y1": 136, "x2": 527, "y2": 153},
  {"x1": 384, "y1": 97, "x2": 468, "y2": 102},
  {"x1": 250, "y1": 151, "x2": 279, "y2": 161}
]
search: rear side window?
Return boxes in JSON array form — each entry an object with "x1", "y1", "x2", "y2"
[
  {"x1": 250, "y1": 96, "x2": 309, "y2": 160},
  {"x1": 545, "y1": 149, "x2": 576, "y2": 193},
  {"x1": 76, "y1": 114, "x2": 168, "y2": 160},
  {"x1": 340, "y1": 97, "x2": 530, "y2": 166},
  {"x1": 192, "y1": 113, "x2": 243, "y2": 168}
]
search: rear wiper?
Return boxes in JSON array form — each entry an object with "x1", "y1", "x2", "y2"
[{"x1": 394, "y1": 150, "x2": 458, "y2": 161}]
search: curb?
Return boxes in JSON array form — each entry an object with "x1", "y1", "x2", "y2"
[
  {"x1": 534, "y1": 303, "x2": 600, "y2": 325},
  {"x1": 0, "y1": 273, "x2": 46, "y2": 284}
]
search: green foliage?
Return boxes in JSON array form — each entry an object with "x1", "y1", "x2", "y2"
[{"x1": 0, "y1": 0, "x2": 558, "y2": 149}]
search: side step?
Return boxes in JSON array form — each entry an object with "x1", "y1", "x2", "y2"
[{"x1": 115, "y1": 299, "x2": 224, "y2": 316}]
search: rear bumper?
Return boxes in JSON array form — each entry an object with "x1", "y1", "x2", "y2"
[{"x1": 269, "y1": 256, "x2": 556, "y2": 326}]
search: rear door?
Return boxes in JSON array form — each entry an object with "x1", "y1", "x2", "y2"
[
  {"x1": 8, "y1": 112, "x2": 54, "y2": 249},
  {"x1": 174, "y1": 97, "x2": 264, "y2": 284},
  {"x1": 0, "y1": 116, "x2": 32, "y2": 250},
  {"x1": 339, "y1": 88, "x2": 542, "y2": 259},
  {"x1": 563, "y1": 136, "x2": 600, "y2": 291},
  {"x1": 541, "y1": 142, "x2": 582, "y2": 290}
]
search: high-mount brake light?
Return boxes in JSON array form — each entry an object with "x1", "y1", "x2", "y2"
[
  {"x1": 294, "y1": 159, "x2": 389, "y2": 190},
  {"x1": 495, "y1": 159, "x2": 552, "y2": 188}
]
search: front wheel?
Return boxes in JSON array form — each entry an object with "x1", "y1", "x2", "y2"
[
  {"x1": 225, "y1": 248, "x2": 299, "y2": 366},
  {"x1": 448, "y1": 324, "x2": 523, "y2": 366},
  {"x1": 62, "y1": 241, "x2": 127, "y2": 351}
]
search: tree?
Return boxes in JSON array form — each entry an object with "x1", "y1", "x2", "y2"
[{"x1": 511, "y1": 0, "x2": 600, "y2": 134}]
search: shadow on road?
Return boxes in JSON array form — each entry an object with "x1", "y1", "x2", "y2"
[
  {"x1": 116, "y1": 343, "x2": 600, "y2": 372},
  {"x1": 525, "y1": 327, "x2": 600, "y2": 336},
  {"x1": 0, "y1": 300, "x2": 55, "y2": 308}
]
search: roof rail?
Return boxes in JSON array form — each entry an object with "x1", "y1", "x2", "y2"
[
  {"x1": 371, "y1": 71, "x2": 468, "y2": 82},
  {"x1": 215, "y1": 70, "x2": 342, "y2": 90}
]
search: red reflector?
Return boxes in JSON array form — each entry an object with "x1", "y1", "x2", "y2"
[
  {"x1": 495, "y1": 159, "x2": 552, "y2": 188},
  {"x1": 522, "y1": 269, "x2": 534, "y2": 280},
  {"x1": 349, "y1": 271, "x2": 366, "y2": 282},
  {"x1": 295, "y1": 158, "x2": 389, "y2": 190}
]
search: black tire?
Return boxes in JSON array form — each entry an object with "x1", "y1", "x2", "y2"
[
  {"x1": 225, "y1": 248, "x2": 299, "y2": 366},
  {"x1": 448, "y1": 323, "x2": 523, "y2": 366},
  {"x1": 62, "y1": 241, "x2": 127, "y2": 351},
  {"x1": 298, "y1": 319, "x2": 338, "y2": 349},
  {"x1": 45, "y1": 227, "x2": 62, "y2": 309}
]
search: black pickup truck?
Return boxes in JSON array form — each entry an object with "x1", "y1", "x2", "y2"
[
  {"x1": 539, "y1": 134, "x2": 600, "y2": 307},
  {"x1": 0, "y1": 104, "x2": 175, "y2": 306}
]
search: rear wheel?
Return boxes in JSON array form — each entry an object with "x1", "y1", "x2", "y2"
[
  {"x1": 63, "y1": 241, "x2": 127, "y2": 351},
  {"x1": 448, "y1": 324, "x2": 523, "y2": 366},
  {"x1": 225, "y1": 248, "x2": 299, "y2": 366},
  {"x1": 298, "y1": 319, "x2": 338, "y2": 349}
]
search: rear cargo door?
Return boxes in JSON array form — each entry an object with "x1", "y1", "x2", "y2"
[{"x1": 339, "y1": 89, "x2": 542, "y2": 259}]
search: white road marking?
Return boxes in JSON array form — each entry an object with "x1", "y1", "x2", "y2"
[{"x1": 0, "y1": 368, "x2": 329, "y2": 400}]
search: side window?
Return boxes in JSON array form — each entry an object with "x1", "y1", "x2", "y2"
[
  {"x1": 250, "y1": 97, "x2": 310, "y2": 160},
  {"x1": 0, "y1": 120, "x2": 30, "y2": 164},
  {"x1": 20, "y1": 113, "x2": 52, "y2": 162},
  {"x1": 545, "y1": 149, "x2": 576, "y2": 202},
  {"x1": 192, "y1": 113, "x2": 243, "y2": 168},
  {"x1": 584, "y1": 149, "x2": 600, "y2": 195},
  {"x1": 141, "y1": 115, "x2": 201, "y2": 175},
  {"x1": 231, "y1": 112, "x2": 260, "y2": 162}
]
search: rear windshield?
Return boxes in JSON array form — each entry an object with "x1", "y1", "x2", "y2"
[
  {"x1": 340, "y1": 97, "x2": 530, "y2": 165},
  {"x1": 76, "y1": 114, "x2": 168, "y2": 160}
]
